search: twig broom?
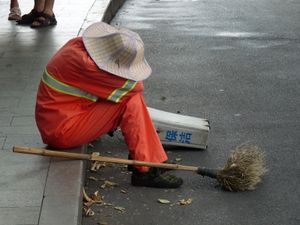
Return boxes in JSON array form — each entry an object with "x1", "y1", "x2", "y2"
[{"x1": 13, "y1": 145, "x2": 267, "y2": 191}]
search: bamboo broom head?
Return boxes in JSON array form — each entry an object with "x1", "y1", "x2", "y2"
[{"x1": 217, "y1": 144, "x2": 267, "y2": 192}]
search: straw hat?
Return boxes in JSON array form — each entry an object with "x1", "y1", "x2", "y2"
[{"x1": 82, "y1": 22, "x2": 152, "y2": 81}]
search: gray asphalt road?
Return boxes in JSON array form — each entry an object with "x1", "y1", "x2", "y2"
[{"x1": 82, "y1": 0, "x2": 300, "y2": 225}]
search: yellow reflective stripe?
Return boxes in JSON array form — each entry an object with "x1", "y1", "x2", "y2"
[
  {"x1": 42, "y1": 70, "x2": 98, "y2": 102},
  {"x1": 107, "y1": 80, "x2": 137, "y2": 103}
]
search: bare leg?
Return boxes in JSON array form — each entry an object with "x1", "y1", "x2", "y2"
[
  {"x1": 10, "y1": 0, "x2": 19, "y2": 9},
  {"x1": 43, "y1": 0, "x2": 55, "y2": 16},
  {"x1": 33, "y1": 0, "x2": 45, "y2": 12},
  {"x1": 8, "y1": 0, "x2": 21, "y2": 20}
]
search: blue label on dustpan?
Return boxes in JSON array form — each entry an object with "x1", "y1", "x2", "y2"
[{"x1": 165, "y1": 130, "x2": 192, "y2": 144}]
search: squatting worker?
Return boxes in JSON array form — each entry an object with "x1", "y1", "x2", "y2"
[{"x1": 35, "y1": 22, "x2": 183, "y2": 188}]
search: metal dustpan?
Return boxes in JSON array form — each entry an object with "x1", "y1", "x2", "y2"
[{"x1": 148, "y1": 107, "x2": 210, "y2": 149}]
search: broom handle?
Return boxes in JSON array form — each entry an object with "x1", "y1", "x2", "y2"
[
  {"x1": 13, "y1": 146, "x2": 199, "y2": 172},
  {"x1": 13, "y1": 146, "x2": 91, "y2": 160}
]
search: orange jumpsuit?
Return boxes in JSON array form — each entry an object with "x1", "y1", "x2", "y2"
[{"x1": 35, "y1": 37, "x2": 167, "y2": 171}]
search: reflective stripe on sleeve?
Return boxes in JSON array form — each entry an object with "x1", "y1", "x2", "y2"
[
  {"x1": 42, "y1": 70, "x2": 99, "y2": 102},
  {"x1": 107, "y1": 79, "x2": 137, "y2": 103}
]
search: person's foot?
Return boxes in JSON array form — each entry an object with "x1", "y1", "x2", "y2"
[
  {"x1": 131, "y1": 167, "x2": 183, "y2": 188},
  {"x1": 30, "y1": 12, "x2": 57, "y2": 28},
  {"x1": 17, "y1": 9, "x2": 43, "y2": 25},
  {"x1": 8, "y1": 7, "x2": 21, "y2": 21}
]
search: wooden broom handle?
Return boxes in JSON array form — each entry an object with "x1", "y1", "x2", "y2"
[
  {"x1": 13, "y1": 146, "x2": 91, "y2": 160},
  {"x1": 13, "y1": 146, "x2": 199, "y2": 172}
]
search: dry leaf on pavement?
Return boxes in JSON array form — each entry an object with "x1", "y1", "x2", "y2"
[
  {"x1": 82, "y1": 188, "x2": 103, "y2": 217},
  {"x1": 114, "y1": 206, "x2": 125, "y2": 212},
  {"x1": 157, "y1": 199, "x2": 171, "y2": 204},
  {"x1": 88, "y1": 176, "x2": 98, "y2": 181},
  {"x1": 120, "y1": 189, "x2": 128, "y2": 194},
  {"x1": 101, "y1": 180, "x2": 119, "y2": 189},
  {"x1": 83, "y1": 206, "x2": 95, "y2": 217},
  {"x1": 178, "y1": 198, "x2": 193, "y2": 205},
  {"x1": 90, "y1": 161, "x2": 106, "y2": 172},
  {"x1": 91, "y1": 191, "x2": 103, "y2": 203}
]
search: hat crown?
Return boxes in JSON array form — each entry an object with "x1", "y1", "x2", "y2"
[{"x1": 82, "y1": 22, "x2": 151, "y2": 81}]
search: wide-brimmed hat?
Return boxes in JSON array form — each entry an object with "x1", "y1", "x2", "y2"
[{"x1": 82, "y1": 22, "x2": 152, "y2": 81}]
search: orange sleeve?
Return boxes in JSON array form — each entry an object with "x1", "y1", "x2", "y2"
[{"x1": 46, "y1": 37, "x2": 144, "y2": 103}]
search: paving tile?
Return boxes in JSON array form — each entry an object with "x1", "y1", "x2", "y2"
[
  {"x1": 0, "y1": 190, "x2": 44, "y2": 208},
  {"x1": 44, "y1": 158, "x2": 85, "y2": 197},
  {"x1": 0, "y1": 97, "x2": 20, "y2": 112},
  {"x1": 0, "y1": 151, "x2": 48, "y2": 208},
  {"x1": 0, "y1": 78, "x2": 27, "y2": 98},
  {"x1": 0, "y1": 206, "x2": 40, "y2": 225},
  {"x1": 0, "y1": 57, "x2": 39, "y2": 76},
  {"x1": 0, "y1": 116, "x2": 12, "y2": 126},
  {"x1": 39, "y1": 195, "x2": 82, "y2": 225},
  {"x1": 0, "y1": 136, "x2": 6, "y2": 149},
  {"x1": 3, "y1": 134, "x2": 44, "y2": 150},
  {"x1": 11, "y1": 115, "x2": 35, "y2": 127}
]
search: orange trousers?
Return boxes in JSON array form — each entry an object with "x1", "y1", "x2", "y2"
[{"x1": 46, "y1": 93, "x2": 167, "y2": 172}]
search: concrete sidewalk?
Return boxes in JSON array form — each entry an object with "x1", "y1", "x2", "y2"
[{"x1": 0, "y1": 0, "x2": 125, "y2": 224}]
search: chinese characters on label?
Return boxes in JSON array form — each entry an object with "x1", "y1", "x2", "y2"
[{"x1": 165, "y1": 130, "x2": 192, "y2": 144}]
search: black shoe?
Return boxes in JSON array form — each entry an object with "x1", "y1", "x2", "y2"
[
  {"x1": 131, "y1": 168, "x2": 183, "y2": 188},
  {"x1": 17, "y1": 9, "x2": 42, "y2": 25}
]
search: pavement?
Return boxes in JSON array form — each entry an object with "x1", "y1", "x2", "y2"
[
  {"x1": 1, "y1": 0, "x2": 300, "y2": 225},
  {"x1": 82, "y1": 0, "x2": 300, "y2": 225},
  {"x1": 0, "y1": 0, "x2": 125, "y2": 225}
]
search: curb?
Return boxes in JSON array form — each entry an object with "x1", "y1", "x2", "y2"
[
  {"x1": 38, "y1": 1, "x2": 127, "y2": 224},
  {"x1": 101, "y1": 0, "x2": 126, "y2": 23}
]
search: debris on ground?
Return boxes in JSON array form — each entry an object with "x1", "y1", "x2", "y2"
[
  {"x1": 98, "y1": 222, "x2": 109, "y2": 225},
  {"x1": 101, "y1": 180, "x2": 119, "y2": 189},
  {"x1": 157, "y1": 198, "x2": 171, "y2": 204},
  {"x1": 82, "y1": 188, "x2": 103, "y2": 217},
  {"x1": 90, "y1": 161, "x2": 106, "y2": 172},
  {"x1": 83, "y1": 207, "x2": 95, "y2": 217},
  {"x1": 114, "y1": 206, "x2": 125, "y2": 213},
  {"x1": 88, "y1": 176, "x2": 98, "y2": 181},
  {"x1": 120, "y1": 189, "x2": 128, "y2": 194},
  {"x1": 178, "y1": 198, "x2": 193, "y2": 205}
]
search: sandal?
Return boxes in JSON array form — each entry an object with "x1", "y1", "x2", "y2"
[
  {"x1": 30, "y1": 13, "x2": 57, "y2": 28},
  {"x1": 8, "y1": 7, "x2": 21, "y2": 21},
  {"x1": 17, "y1": 9, "x2": 42, "y2": 25}
]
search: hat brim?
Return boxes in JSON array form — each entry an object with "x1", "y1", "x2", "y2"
[{"x1": 82, "y1": 22, "x2": 152, "y2": 81}]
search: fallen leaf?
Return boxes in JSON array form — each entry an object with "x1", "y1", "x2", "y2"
[
  {"x1": 88, "y1": 176, "x2": 98, "y2": 181},
  {"x1": 157, "y1": 199, "x2": 171, "y2": 204},
  {"x1": 120, "y1": 189, "x2": 128, "y2": 194},
  {"x1": 103, "y1": 202, "x2": 113, "y2": 207},
  {"x1": 91, "y1": 191, "x2": 103, "y2": 203},
  {"x1": 101, "y1": 180, "x2": 118, "y2": 189},
  {"x1": 82, "y1": 188, "x2": 92, "y2": 202},
  {"x1": 114, "y1": 206, "x2": 125, "y2": 212},
  {"x1": 90, "y1": 161, "x2": 106, "y2": 172},
  {"x1": 178, "y1": 198, "x2": 193, "y2": 205},
  {"x1": 83, "y1": 206, "x2": 95, "y2": 217},
  {"x1": 98, "y1": 222, "x2": 108, "y2": 225},
  {"x1": 84, "y1": 201, "x2": 94, "y2": 208}
]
